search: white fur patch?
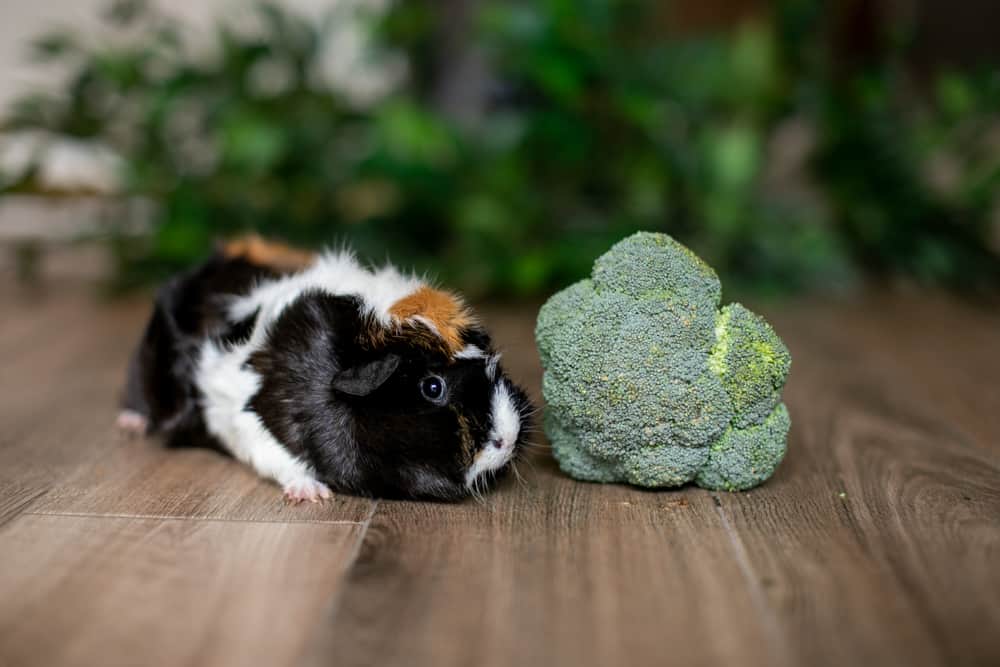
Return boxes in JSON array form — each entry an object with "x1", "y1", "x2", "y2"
[
  {"x1": 196, "y1": 340, "x2": 320, "y2": 492},
  {"x1": 485, "y1": 354, "x2": 501, "y2": 381},
  {"x1": 454, "y1": 344, "x2": 487, "y2": 360},
  {"x1": 464, "y1": 383, "x2": 521, "y2": 488},
  {"x1": 411, "y1": 315, "x2": 440, "y2": 336},
  {"x1": 227, "y1": 249, "x2": 423, "y2": 332}
]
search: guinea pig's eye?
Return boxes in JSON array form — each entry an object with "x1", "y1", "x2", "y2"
[{"x1": 420, "y1": 375, "x2": 447, "y2": 403}]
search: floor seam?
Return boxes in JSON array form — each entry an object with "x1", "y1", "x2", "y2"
[
  {"x1": 295, "y1": 499, "x2": 379, "y2": 665},
  {"x1": 307, "y1": 499, "x2": 379, "y2": 649},
  {"x1": 341, "y1": 499, "x2": 377, "y2": 582},
  {"x1": 22, "y1": 509, "x2": 368, "y2": 526},
  {"x1": 710, "y1": 492, "x2": 793, "y2": 667}
]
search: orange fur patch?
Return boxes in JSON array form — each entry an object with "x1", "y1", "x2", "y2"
[
  {"x1": 222, "y1": 234, "x2": 316, "y2": 273},
  {"x1": 388, "y1": 286, "x2": 475, "y2": 356}
]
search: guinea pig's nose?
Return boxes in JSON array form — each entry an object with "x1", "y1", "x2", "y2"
[{"x1": 490, "y1": 439, "x2": 504, "y2": 449}]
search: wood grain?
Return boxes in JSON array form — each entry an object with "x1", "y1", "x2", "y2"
[
  {"x1": 709, "y1": 300, "x2": 1000, "y2": 666},
  {"x1": 31, "y1": 439, "x2": 373, "y2": 522},
  {"x1": 0, "y1": 292, "x2": 136, "y2": 525},
  {"x1": 831, "y1": 295, "x2": 1000, "y2": 451},
  {"x1": 304, "y1": 461, "x2": 784, "y2": 667},
  {"x1": 0, "y1": 514, "x2": 362, "y2": 667}
]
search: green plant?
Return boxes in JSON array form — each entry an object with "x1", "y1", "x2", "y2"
[
  {"x1": 810, "y1": 71, "x2": 1000, "y2": 289},
  {"x1": 3, "y1": 0, "x2": 999, "y2": 295},
  {"x1": 4, "y1": 0, "x2": 410, "y2": 283},
  {"x1": 535, "y1": 232, "x2": 791, "y2": 491},
  {"x1": 394, "y1": 0, "x2": 855, "y2": 295}
]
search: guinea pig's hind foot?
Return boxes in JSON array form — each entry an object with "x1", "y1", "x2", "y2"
[
  {"x1": 282, "y1": 476, "x2": 333, "y2": 504},
  {"x1": 116, "y1": 410, "x2": 149, "y2": 438}
]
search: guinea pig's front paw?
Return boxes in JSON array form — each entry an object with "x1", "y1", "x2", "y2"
[{"x1": 282, "y1": 476, "x2": 333, "y2": 504}]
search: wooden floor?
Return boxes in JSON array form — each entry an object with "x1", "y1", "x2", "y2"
[{"x1": 1, "y1": 284, "x2": 998, "y2": 667}]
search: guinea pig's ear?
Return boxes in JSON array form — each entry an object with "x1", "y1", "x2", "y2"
[{"x1": 331, "y1": 354, "x2": 401, "y2": 396}]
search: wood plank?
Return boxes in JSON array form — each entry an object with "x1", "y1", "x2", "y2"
[
  {"x1": 828, "y1": 295, "x2": 1000, "y2": 450},
  {"x1": 0, "y1": 514, "x2": 363, "y2": 667},
  {"x1": 0, "y1": 288, "x2": 92, "y2": 354},
  {"x1": 0, "y1": 293, "x2": 136, "y2": 526},
  {"x1": 32, "y1": 439, "x2": 374, "y2": 523},
  {"x1": 304, "y1": 460, "x2": 784, "y2": 667},
  {"x1": 0, "y1": 290, "x2": 145, "y2": 422},
  {"x1": 0, "y1": 293, "x2": 116, "y2": 432},
  {"x1": 708, "y1": 301, "x2": 1000, "y2": 666}
]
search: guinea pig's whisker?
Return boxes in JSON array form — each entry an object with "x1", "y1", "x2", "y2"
[
  {"x1": 517, "y1": 441, "x2": 547, "y2": 450},
  {"x1": 511, "y1": 461, "x2": 529, "y2": 489},
  {"x1": 468, "y1": 475, "x2": 488, "y2": 505}
]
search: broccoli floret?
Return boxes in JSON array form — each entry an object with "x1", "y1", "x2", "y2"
[
  {"x1": 708, "y1": 303, "x2": 791, "y2": 428},
  {"x1": 535, "y1": 232, "x2": 791, "y2": 491},
  {"x1": 695, "y1": 403, "x2": 790, "y2": 491}
]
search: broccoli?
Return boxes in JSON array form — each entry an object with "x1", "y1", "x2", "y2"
[{"x1": 535, "y1": 232, "x2": 791, "y2": 491}]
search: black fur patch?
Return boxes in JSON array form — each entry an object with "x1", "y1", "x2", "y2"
[
  {"x1": 458, "y1": 326, "x2": 493, "y2": 351},
  {"x1": 121, "y1": 254, "x2": 276, "y2": 437}
]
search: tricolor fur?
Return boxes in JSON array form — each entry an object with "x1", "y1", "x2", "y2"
[{"x1": 120, "y1": 239, "x2": 532, "y2": 501}]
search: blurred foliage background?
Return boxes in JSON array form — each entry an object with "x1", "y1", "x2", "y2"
[{"x1": 2, "y1": 0, "x2": 999, "y2": 297}]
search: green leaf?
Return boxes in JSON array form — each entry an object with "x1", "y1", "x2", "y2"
[
  {"x1": 936, "y1": 73, "x2": 974, "y2": 118},
  {"x1": 705, "y1": 125, "x2": 761, "y2": 192},
  {"x1": 375, "y1": 102, "x2": 457, "y2": 168},
  {"x1": 221, "y1": 111, "x2": 287, "y2": 172}
]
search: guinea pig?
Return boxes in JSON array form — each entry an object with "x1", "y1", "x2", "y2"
[{"x1": 117, "y1": 236, "x2": 533, "y2": 502}]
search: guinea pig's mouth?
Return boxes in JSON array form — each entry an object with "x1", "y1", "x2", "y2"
[{"x1": 464, "y1": 437, "x2": 517, "y2": 491}]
